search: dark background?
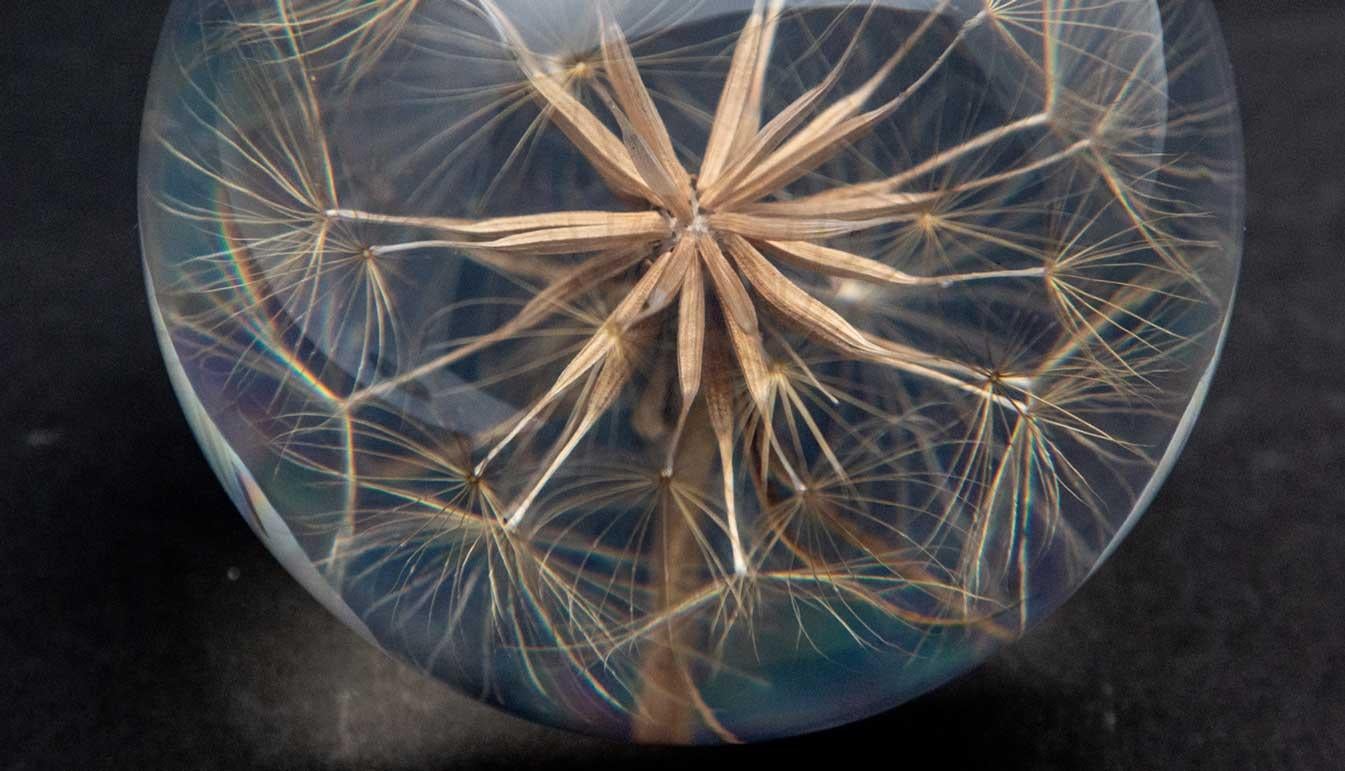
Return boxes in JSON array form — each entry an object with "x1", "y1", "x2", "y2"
[{"x1": 3, "y1": 1, "x2": 1342, "y2": 768}]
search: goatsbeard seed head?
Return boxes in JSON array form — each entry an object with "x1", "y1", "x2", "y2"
[{"x1": 140, "y1": 0, "x2": 1243, "y2": 744}]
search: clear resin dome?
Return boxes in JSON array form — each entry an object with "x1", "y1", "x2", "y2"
[{"x1": 140, "y1": 0, "x2": 1243, "y2": 743}]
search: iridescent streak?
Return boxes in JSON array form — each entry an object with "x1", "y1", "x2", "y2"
[{"x1": 214, "y1": 184, "x2": 342, "y2": 405}]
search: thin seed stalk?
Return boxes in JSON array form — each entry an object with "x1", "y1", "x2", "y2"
[{"x1": 632, "y1": 408, "x2": 727, "y2": 743}]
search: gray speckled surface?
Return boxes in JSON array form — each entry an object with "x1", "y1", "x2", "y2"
[{"x1": 2, "y1": 1, "x2": 1343, "y2": 767}]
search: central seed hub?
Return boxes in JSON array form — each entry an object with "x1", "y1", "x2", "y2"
[
  {"x1": 682, "y1": 214, "x2": 711, "y2": 236},
  {"x1": 668, "y1": 191, "x2": 710, "y2": 239}
]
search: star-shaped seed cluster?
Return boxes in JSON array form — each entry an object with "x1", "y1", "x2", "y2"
[{"x1": 146, "y1": 0, "x2": 1240, "y2": 742}]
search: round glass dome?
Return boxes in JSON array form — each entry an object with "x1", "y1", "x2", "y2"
[{"x1": 140, "y1": 0, "x2": 1242, "y2": 743}]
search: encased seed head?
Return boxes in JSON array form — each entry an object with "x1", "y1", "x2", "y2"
[{"x1": 140, "y1": 0, "x2": 1243, "y2": 744}]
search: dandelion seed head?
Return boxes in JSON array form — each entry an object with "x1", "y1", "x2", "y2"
[{"x1": 141, "y1": 0, "x2": 1243, "y2": 744}]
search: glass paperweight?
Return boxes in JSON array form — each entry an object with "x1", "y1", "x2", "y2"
[{"x1": 140, "y1": 0, "x2": 1243, "y2": 743}]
